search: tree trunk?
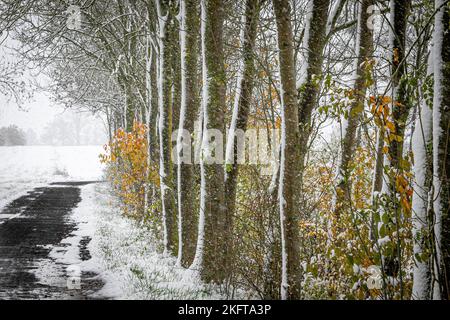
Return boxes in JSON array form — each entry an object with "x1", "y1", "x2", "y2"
[
  {"x1": 387, "y1": 0, "x2": 412, "y2": 172},
  {"x1": 150, "y1": 42, "x2": 159, "y2": 164},
  {"x1": 273, "y1": 0, "x2": 303, "y2": 300},
  {"x1": 125, "y1": 6, "x2": 138, "y2": 132},
  {"x1": 333, "y1": 0, "x2": 374, "y2": 221},
  {"x1": 275, "y1": 0, "x2": 330, "y2": 300},
  {"x1": 370, "y1": 125, "x2": 385, "y2": 241},
  {"x1": 156, "y1": 0, "x2": 177, "y2": 255},
  {"x1": 412, "y1": 50, "x2": 433, "y2": 300},
  {"x1": 191, "y1": 0, "x2": 227, "y2": 284},
  {"x1": 432, "y1": 0, "x2": 450, "y2": 300},
  {"x1": 378, "y1": 0, "x2": 411, "y2": 297},
  {"x1": 372, "y1": 127, "x2": 385, "y2": 195},
  {"x1": 224, "y1": 0, "x2": 260, "y2": 279},
  {"x1": 177, "y1": 0, "x2": 200, "y2": 268},
  {"x1": 263, "y1": 165, "x2": 281, "y2": 299}
]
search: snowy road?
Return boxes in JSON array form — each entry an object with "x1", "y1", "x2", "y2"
[
  {"x1": 0, "y1": 146, "x2": 226, "y2": 300},
  {"x1": 0, "y1": 146, "x2": 106, "y2": 299},
  {"x1": 0, "y1": 181, "x2": 104, "y2": 299},
  {"x1": 0, "y1": 146, "x2": 104, "y2": 213}
]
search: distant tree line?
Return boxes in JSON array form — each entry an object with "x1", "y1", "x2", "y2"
[
  {"x1": 0, "y1": 112, "x2": 107, "y2": 146},
  {"x1": 0, "y1": 125, "x2": 26, "y2": 146}
]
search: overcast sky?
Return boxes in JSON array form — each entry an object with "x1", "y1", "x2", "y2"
[
  {"x1": 0, "y1": 36, "x2": 63, "y2": 135},
  {"x1": 0, "y1": 91, "x2": 63, "y2": 135},
  {"x1": 0, "y1": 37, "x2": 106, "y2": 139}
]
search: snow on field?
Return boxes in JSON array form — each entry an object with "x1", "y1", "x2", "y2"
[
  {"x1": 46, "y1": 182, "x2": 227, "y2": 299},
  {"x1": 0, "y1": 146, "x2": 105, "y2": 212},
  {"x1": 0, "y1": 146, "x2": 231, "y2": 299}
]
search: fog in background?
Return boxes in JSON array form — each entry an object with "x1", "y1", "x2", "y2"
[
  {"x1": 0, "y1": 95, "x2": 107, "y2": 145},
  {"x1": 0, "y1": 36, "x2": 107, "y2": 146}
]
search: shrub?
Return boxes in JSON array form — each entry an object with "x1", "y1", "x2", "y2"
[{"x1": 100, "y1": 121, "x2": 159, "y2": 220}]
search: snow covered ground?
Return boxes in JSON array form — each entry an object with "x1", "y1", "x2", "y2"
[
  {"x1": 0, "y1": 146, "x2": 104, "y2": 213},
  {"x1": 36, "y1": 181, "x2": 227, "y2": 299},
  {"x1": 0, "y1": 146, "x2": 227, "y2": 299},
  {"x1": 61, "y1": 182, "x2": 226, "y2": 299}
]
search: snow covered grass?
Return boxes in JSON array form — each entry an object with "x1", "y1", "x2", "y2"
[
  {"x1": 0, "y1": 145, "x2": 104, "y2": 212},
  {"x1": 0, "y1": 145, "x2": 228, "y2": 299},
  {"x1": 61, "y1": 182, "x2": 226, "y2": 300}
]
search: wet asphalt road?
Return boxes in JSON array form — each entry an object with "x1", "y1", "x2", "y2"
[{"x1": 0, "y1": 182, "x2": 103, "y2": 299}]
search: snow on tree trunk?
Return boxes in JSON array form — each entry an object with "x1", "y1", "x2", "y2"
[
  {"x1": 144, "y1": 33, "x2": 154, "y2": 216},
  {"x1": 190, "y1": 0, "x2": 227, "y2": 284},
  {"x1": 332, "y1": 0, "x2": 374, "y2": 231},
  {"x1": 176, "y1": 0, "x2": 200, "y2": 268},
  {"x1": 156, "y1": 0, "x2": 176, "y2": 256},
  {"x1": 223, "y1": 0, "x2": 260, "y2": 274},
  {"x1": 412, "y1": 50, "x2": 433, "y2": 300},
  {"x1": 325, "y1": 0, "x2": 345, "y2": 38},
  {"x1": 273, "y1": 0, "x2": 302, "y2": 300},
  {"x1": 432, "y1": 0, "x2": 450, "y2": 300},
  {"x1": 274, "y1": 0, "x2": 330, "y2": 300},
  {"x1": 386, "y1": 0, "x2": 411, "y2": 178}
]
